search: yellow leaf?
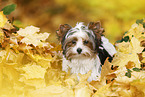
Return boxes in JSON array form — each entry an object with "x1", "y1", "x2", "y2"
[
  {"x1": 116, "y1": 42, "x2": 132, "y2": 54},
  {"x1": 126, "y1": 23, "x2": 144, "y2": 41},
  {"x1": 28, "y1": 85, "x2": 74, "y2": 97},
  {"x1": 131, "y1": 78, "x2": 145, "y2": 94},
  {"x1": 130, "y1": 37, "x2": 144, "y2": 53},
  {"x1": 74, "y1": 72, "x2": 95, "y2": 97},
  {"x1": 93, "y1": 83, "x2": 118, "y2": 97},
  {"x1": 116, "y1": 37, "x2": 144, "y2": 54},
  {"x1": 26, "y1": 54, "x2": 52, "y2": 68},
  {"x1": 0, "y1": 50, "x2": 6, "y2": 59},
  {"x1": 117, "y1": 86, "x2": 139, "y2": 97},
  {"x1": 100, "y1": 59, "x2": 113, "y2": 80},
  {"x1": 21, "y1": 78, "x2": 46, "y2": 89},
  {"x1": 3, "y1": 21, "x2": 14, "y2": 30},
  {"x1": 0, "y1": 11, "x2": 7, "y2": 27},
  {"x1": 3, "y1": 65, "x2": 19, "y2": 82},
  {"x1": 112, "y1": 53, "x2": 141, "y2": 68},
  {"x1": 114, "y1": 67, "x2": 132, "y2": 83},
  {"x1": 20, "y1": 34, "x2": 49, "y2": 47},
  {"x1": 64, "y1": 74, "x2": 78, "y2": 89},
  {"x1": 131, "y1": 71, "x2": 145, "y2": 80},
  {"x1": 17, "y1": 25, "x2": 40, "y2": 36},
  {"x1": 142, "y1": 52, "x2": 145, "y2": 57},
  {"x1": 17, "y1": 26, "x2": 50, "y2": 47},
  {"x1": 21, "y1": 63, "x2": 46, "y2": 79},
  {"x1": 0, "y1": 28, "x2": 4, "y2": 36},
  {"x1": 142, "y1": 58, "x2": 145, "y2": 63},
  {"x1": 0, "y1": 62, "x2": 3, "y2": 88},
  {"x1": 114, "y1": 68, "x2": 145, "y2": 83},
  {"x1": 75, "y1": 85, "x2": 91, "y2": 97}
]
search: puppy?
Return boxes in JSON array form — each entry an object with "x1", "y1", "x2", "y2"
[{"x1": 56, "y1": 22, "x2": 116, "y2": 82}]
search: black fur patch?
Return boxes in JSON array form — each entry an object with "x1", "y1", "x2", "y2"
[{"x1": 98, "y1": 46, "x2": 113, "y2": 65}]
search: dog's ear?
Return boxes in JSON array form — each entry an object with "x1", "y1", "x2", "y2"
[
  {"x1": 56, "y1": 24, "x2": 72, "y2": 42},
  {"x1": 88, "y1": 21, "x2": 104, "y2": 36},
  {"x1": 88, "y1": 21, "x2": 104, "y2": 47}
]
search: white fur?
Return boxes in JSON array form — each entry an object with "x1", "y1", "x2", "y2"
[
  {"x1": 62, "y1": 55, "x2": 101, "y2": 82},
  {"x1": 76, "y1": 22, "x2": 85, "y2": 28},
  {"x1": 65, "y1": 22, "x2": 95, "y2": 39},
  {"x1": 101, "y1": 36, "x2": 117, "y2": 57}
]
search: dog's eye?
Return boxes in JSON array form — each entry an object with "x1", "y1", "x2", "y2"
[
  {"x1": 83, "y1": 40, "x2": 89, "y2": 44},
  {"x1": 72, "y1": 40, "x2": 76, "y2": 44},
  {"x1": 81, "y1": 26, "x2": 86, "y2": 29}
]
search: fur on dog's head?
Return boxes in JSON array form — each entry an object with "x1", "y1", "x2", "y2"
[{"x1": 56, "y1": 21, "x2": 104, "y2": 60}]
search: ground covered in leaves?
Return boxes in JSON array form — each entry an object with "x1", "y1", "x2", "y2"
[{"x1": 0, "y1": 11, "x2": 145, "y2": 97}]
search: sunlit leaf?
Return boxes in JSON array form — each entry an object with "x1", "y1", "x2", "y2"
[{"x1": 21, "y1": 63, "x2": 46, "y2": 79}]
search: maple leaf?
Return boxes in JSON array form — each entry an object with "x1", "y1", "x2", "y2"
[
  {"x1": 17, "y1": 26, "x2": 50, "y2": 47},
  {"x1": 74, "y1": 72, "x2": 95, "y2": 97},
  {"x1": 17, "y1": 25, "x2": 40, "y2": 36},
  {"x1": 28, "y1": 85, "x2": 74, "y2": 97},
  {"x1": 131, "y1": 78, "x2": 145, "y2": 94},
  {"x1": 125, "y1": 23, "x2": 144, "y2": 41},
  {"x1": 20, "y1": 63, "x2": 46, "y2": 79},
  {"x1": 26, "y1": 53, "x2": 52, "y2": 68},
  {"x1": 130, "y1": 37, "x2": 144, "y2": 53},
  {"x1": 93, "y1": 83, "x2": 118, "y2": 97},
  {"x1": 100, "y1": 58, "x2": 113, "y2": 80}
]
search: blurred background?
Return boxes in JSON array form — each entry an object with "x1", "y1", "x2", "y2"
[{"x1": 1, "y1": 0, "x2": 145, "y2": 44}]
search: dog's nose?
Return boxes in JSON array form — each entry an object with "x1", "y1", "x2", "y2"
[{"x1": 77, "y1": 48, "x2": 82, "y2": 54}]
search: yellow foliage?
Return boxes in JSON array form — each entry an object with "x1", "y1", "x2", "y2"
[
  {"x1": 93, "y1": 83, "x2": 118, "y2": 97},
  {"x1": 17, "y1": 26, "x2": 50, "y2": 47},
  {"x1": 20, "y1": 64, "x2": 46, "y2": 79},
  {"x1": 28, "y1": 85, "x2": 74, "y2": 97},
  {"x1": 0, "y1": 11, "x2": 145, "y2": 97}
]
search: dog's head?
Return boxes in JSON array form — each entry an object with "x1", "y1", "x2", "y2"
[{"x1": 56, "y1": 22, "x2": 104, "y2": 60}]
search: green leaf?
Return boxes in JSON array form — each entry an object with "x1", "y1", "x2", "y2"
[
  {"x1": 123, "y1": 36, "x2": 130, "y2": 42},
  {"x1": 132, "y1": 68, "x2": 140, "y2": 72},
  {"x1": 123, "y1": 31, "x2": 128, "y2": 35},
  {"x1": 13, "y1": 25, "x2": 19, "y2": 30},
  {"x1": 125, "y1": 69, "x2": 132, "y2": 78},
  {"x1": 136, "y1": 19, "x2": 143, "y2": 24},
  {"x1": 143, "y1": 22, "x2": 145, "y2": 28},
  {"x1": 125, "y1": 72, "x2": 131, "y2": 78},
  {"x1": 2, "y1": 4, "x2": 16, "y2": 15},
  {"x1": 127, "y1": 69, "x2": 132, "y2": 73},
  {"x1": 115, "y1": 39, "x2": 122, "y2": 43}
]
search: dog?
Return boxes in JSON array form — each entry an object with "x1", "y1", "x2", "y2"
[{"x1": 56, "y1": 21, "x2": 116, "y2": 82}]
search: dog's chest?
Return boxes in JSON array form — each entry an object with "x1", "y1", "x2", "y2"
[{"x1": 62, "y1": 55, "x2": 101, "y2": 75}]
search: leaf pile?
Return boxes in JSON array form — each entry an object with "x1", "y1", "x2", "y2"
[{"x1": 0, "y1": 11, "x2": 145, "y2": 97}]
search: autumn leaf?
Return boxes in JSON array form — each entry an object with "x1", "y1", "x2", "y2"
[
  {"x1": 93, "y1": 83, "x2": 118, "y2": 97},
  {"x1": 28, "y1": 85, "x2": 74, "y2": 97},
  {"x1": 130, "y1": 37, "x2": 144, "y2": 53},
  {"x1": 17, "y1": 26, "x2": 50, "y2": 47},
  {"x1": 131, "y1": 78, "x2": 145, "y2": 94},
  {"x1": 100, "y1": 58, "x2": 113, "y2": 80},
  {"x1": 20, "y1": 63, "x2": 46, "y2": 79},
  {"x1": 0, "y1": 11, "x2": 8, "y2": 27}
]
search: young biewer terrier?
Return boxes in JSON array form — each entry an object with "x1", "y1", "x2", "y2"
[{"x1": 56, "y1": 21, "x2": 116, "y2": 82}]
